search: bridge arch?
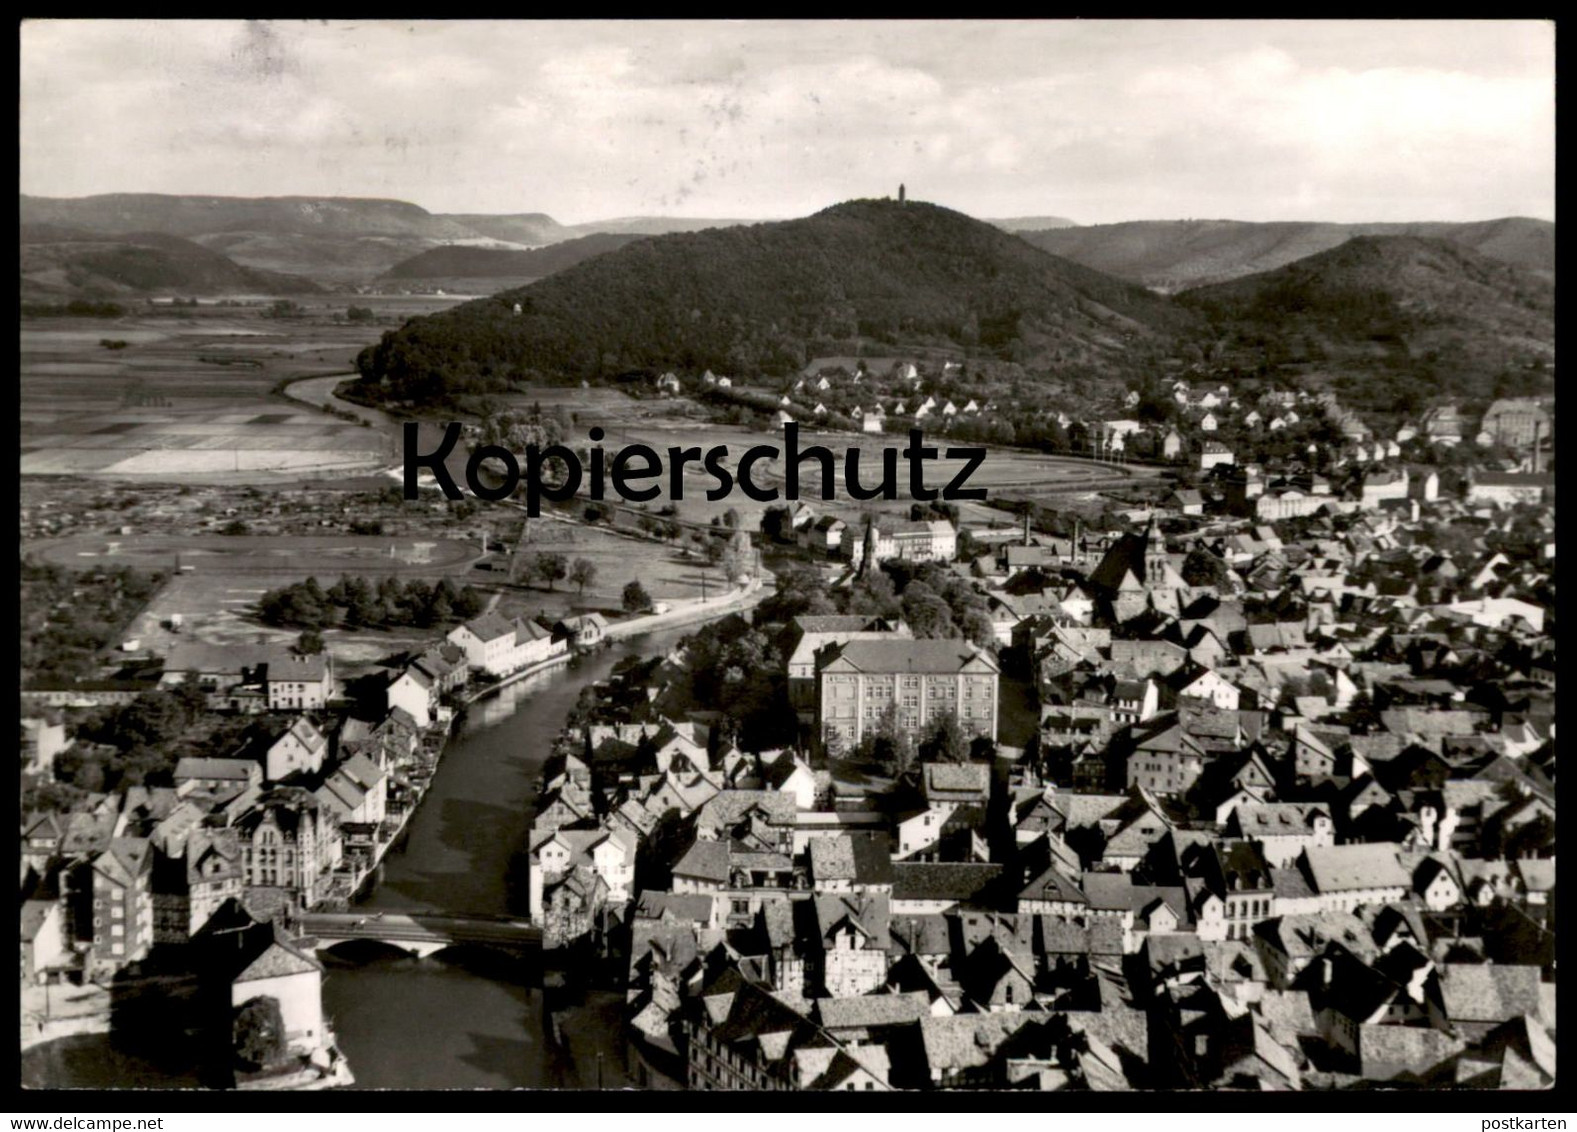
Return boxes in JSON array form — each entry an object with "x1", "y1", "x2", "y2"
[
  {"x1": 313, "y1": 937, "x2": 440, "y2": 962},
  {"x1": 421, "y1": 941, "x2": 532, "y2": 972}
]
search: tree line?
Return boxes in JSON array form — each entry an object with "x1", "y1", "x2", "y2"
[
  {"x1": 21, "y1": 559, "x2": 166, "y2": 686},
  {"x1": 257, "y1": 575, "x2": 487, "y2": 632}
]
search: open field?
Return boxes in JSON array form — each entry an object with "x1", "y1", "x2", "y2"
[
  {"x1": 33, "y1": 522, "x2": 722, "y2": 667},
  {"x1": 591, "y1": 417, "x2": 1163, "y2": 529},
  {"x1": 30, "y1": 533, "x2": 480, "y2": 576},
  {"x1": 20, "y1": 296, "x2": 466, "y2": 484},
  {"x1": 50, "y1": 532, "x2": 482, "y2": 668},
  {"x1": 123, "y1": 572, "x2": 430, "y2": 668},
  {"x1": 21, "y1": 409, "x2": 391, "y2": 477},
  {"x1": 497, "y1": 513, "x2": 736, "y2": 621},
  {"x1": 398, "y1": 401, "x2": 1163, "y2": 535}
]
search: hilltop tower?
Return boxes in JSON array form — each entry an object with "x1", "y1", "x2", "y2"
[{"x1": 899, "y1": 183, "x2": 906, "y2": 204}]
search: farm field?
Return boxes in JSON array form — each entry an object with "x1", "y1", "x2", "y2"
[
  {"x1": 29, "y1": 533, "x2": 480, "y2": 576},
  {"x1": 19, "y1": 296, "x2": 465, "y2": 484},
  {"x1": 123, "y1": 571, "x2": 430, "y2": 668},
  {"x1": 401, "y1": 404, "x2": 1162, "y2": 535},
  {"x1": 30, "y1": 523, "x2": 722, "y2": 668},
  {"x1": 498, "y1": 512, "x2": 735, "y2": 623},
  {"x1": 40, "y1": 533, "x2": 480, "y2": 668},
  {"x1": 594, "y1": 417, "x2": 1162, "y2": 530}
]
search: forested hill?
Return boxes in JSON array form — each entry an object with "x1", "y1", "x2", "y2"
[
  {"x1": 1020, "y1": 217, "x2": 1555, "y2": 291},
  {"x1": 380, "y1": 232, "x2": 649, "y2": 280},
  {"x1": 352, "y1": 198, "x2": 1197, "y2": 404},
  {"x1": 1176, "y1": 235, "x2": 1554, "y2": 415},
  {"x1": 20, "y1": 226, "x2": 324, "y2": 296}
]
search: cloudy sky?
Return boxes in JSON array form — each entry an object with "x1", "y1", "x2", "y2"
[{"x1": 20, "y1": 19, "x2": 1554, "y2": 226}]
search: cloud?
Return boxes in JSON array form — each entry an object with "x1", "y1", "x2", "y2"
[{"x1": 19, "y1": 19, "x2": 1554, "y2": 224}]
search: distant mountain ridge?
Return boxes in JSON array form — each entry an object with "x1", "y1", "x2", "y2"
[
  {"x1": 561, "y1": 216, "x2": 758, "y2": 237},
  {"x1": 1020, "y1": 217, "x2": 1555, "y2": 291},
  {"x1": 988, "y1": 216, "x2": 1079, "y2": 231},
  {"x1": 380, "y1": 232, "x2": 650, "y2": 281},
  {"x1": 19, "y1": 224, "x2": 323, "y2": 296},
  {"x1": 19, "y1": 193, "x2": 769, "y2": 285},
  {"x1": 20, "y1": 193, "x2": 1553, "y2": 303},
  {"x1": 433, "y1": 212, "x2": 574, "y2": 246},
  {"x1": 19, "y1": 192, "x2": 472, "y2": 239}
]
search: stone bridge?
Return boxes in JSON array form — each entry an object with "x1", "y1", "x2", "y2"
[{"x1": 296, "y1": 910, "x2": 541, "y2": 959}]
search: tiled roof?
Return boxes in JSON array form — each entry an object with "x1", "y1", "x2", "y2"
[
  {"x1": 264, "y1": 653, "x2": 329, "y2": 684},
  {"x1": 1234, "y1": 803, "x2": 1329, "y2": 837},
  {"x1": 457, "y1": 611, "x2": 514, "y2": 643},
  {"x1": 1437, "y1": 963, "x2": 1543, "y2": 1024},
  {"x1": 919, "y1": 1014, "x2": 1033, "y2": 1074},
  {"x1": 815, "y1": 991, "x2": 930, "y2": 1031},
  {"x1": 891, "y1": 862, "x2": 1003, "y2": 903},
  {"x1": 822, "y1": 637, "x2": 998, "y2": 675},
  {"x1": 809, "y1": 835, "x2": 856, "y2": 881},
  {"x1": 812, "y1": 893, "x2": 891, "y2": 949},
  {"x1": 236, "y1": 936, "x2": 323, "y2": 982},
  {"x1": 174, "y1": 757, "x2": 257, "y2": 781},
  {"x1": 96, "y1": 836, "x2": 152, "y2": 884},
  {"x1": 923, "y1": 762, "x2": 990, "y2": 796},
  {"x1": 672, "y1": 839, "x2": 730, "y2": 883},
  {"x1": 1303, "y1": 843, "x2": 1409, "y2": 894},
  {"x1": 1358, "y1": 1023, "x2": 1466, "y2": 1082}
]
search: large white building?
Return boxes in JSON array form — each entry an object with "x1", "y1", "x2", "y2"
[
  {"x1": 816, "y1": 638, "x2": 999, "y2": 749},
  {"x1": 447, "y1": 612, "x2": 565, "y2": 678}
]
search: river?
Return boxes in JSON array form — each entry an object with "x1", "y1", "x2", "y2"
[{"x1": 23, "y1": 624, "x2": 695, "y2": 1092}]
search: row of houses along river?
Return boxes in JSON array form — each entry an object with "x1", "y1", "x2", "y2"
[{"x1": 23, "y1": 622, "x2": 699, "y2": 1091}]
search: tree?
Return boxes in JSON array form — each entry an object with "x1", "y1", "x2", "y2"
[
  {"x1": 622, "y1": 580, "x2": 653, "y2": 614},
  {"x1": 233, "y1": 996, "x2": 286, "y2": 1070},
  {"x1": 719, "y1": 531, "x2": 754, "y2": 584},
  {"x1": 569, "y1": 557, "x2": 598, "y2": 596},
  {"x1": 822, "y1": 724, "x2": 847, "y2": 766},
  {"x1": 421, "y1": 586, "x2": 453, "y2": 628},
  {"x1": 534, "y1": 552, "x2": 568, "y2": 592},
  {"x1": 295, "y1": 629, "x2": 325, "y2": 655},
  {"x1": 723, "y1": 507, "x2": 742, "y2": 530},
  {"x1": 1181, "y1": 548, "x2": 1233, "y2": 590},
  {"x1": 452, "y1": 585, "x2": 486, "y2": 620},
  {"x1": 921, "y1": 712, "x2": 970, "y2": 764},
  {"x1": 862, "y1": 702, "x2": 917, "y2": 779},
  {"x1": 902, "y1": 586, "x2": 956, "y2": 639},
  {"x1": 957, "y1": 606, "x2": 998, "y2": 651}
]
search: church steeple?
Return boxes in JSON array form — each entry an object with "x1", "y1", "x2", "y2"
[{"x1": 858, "y1": 514, "x2": 879, "y2": 578}]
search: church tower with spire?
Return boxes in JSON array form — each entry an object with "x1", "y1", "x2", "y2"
[{"x1": 1142, "y1": 514, "x2": 1170, "y2": 584}]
